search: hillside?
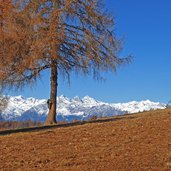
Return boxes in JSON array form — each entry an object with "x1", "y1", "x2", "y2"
[
  {"x1": 1, "y1": 95, "x2": 166, "y2": 122},
  {"x1": 0, "y1": 109, "x2": 171, "y2": 171}
]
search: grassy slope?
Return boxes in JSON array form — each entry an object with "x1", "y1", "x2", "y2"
[{"x1": 0, "y1": 109, "x2": 171, "y2": 171}]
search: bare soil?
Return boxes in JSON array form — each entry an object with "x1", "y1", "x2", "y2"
[{"x1": 0, "y1": 109, "x2": 171, "y2": 171}]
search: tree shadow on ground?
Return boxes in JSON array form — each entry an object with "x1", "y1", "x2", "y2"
[{"x1": 0, "y1": 115, "x2": 136, "y2": 136}]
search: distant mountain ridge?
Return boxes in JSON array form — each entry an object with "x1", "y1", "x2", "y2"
[{"x1": 0, "y1": 95, "x2": 166, "y2": 122}]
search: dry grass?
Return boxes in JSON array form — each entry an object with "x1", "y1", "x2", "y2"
[{"x1": 0, "y1": 109, "x2": 171, "y2": 171}]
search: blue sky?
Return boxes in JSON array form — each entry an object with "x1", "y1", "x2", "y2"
[{"x1": 10, "y1": 0, "x2": 171, "y2": 103}]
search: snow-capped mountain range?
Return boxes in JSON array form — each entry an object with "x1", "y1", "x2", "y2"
[{"x1": 0, "y1": 95, "x2": 166, "y2": 122}]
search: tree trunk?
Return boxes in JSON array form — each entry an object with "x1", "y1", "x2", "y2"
[{"x1": 45, "y1": 63, "x2": 58, "y2": 125}]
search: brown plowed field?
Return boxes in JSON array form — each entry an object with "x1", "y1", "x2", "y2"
[{"x1": 0, "y1": 109, "x2": 171, "y2": 171}]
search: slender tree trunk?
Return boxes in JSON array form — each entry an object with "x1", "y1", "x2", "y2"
[{"x1": 45, "y1": 63, "x2": 58, "y2": 125}]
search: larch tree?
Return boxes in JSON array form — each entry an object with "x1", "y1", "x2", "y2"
[{"x1": 0, "y1": 0, "x2": 131, "y2": 125}]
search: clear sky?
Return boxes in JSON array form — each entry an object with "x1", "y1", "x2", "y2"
[{"x1": 10, "y1": 0, "x2": 171, "y2": 103}]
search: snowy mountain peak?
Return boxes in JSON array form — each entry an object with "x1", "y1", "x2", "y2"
[
  {"x1": 73, "y1": 96, "x2": 82, "y2": 102},
  {"x1": 58, "y1": 95, "x2": 70, "y2": 104},
  {"x1": 0, "y1": 95, "x2": 166, "y2": 122},
  {"x1": 82, "y1": 96, "x2": 98, "y2": 104},
  {"x1": 10, "y1": 95, "x2": 24, "y2": 101}
]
